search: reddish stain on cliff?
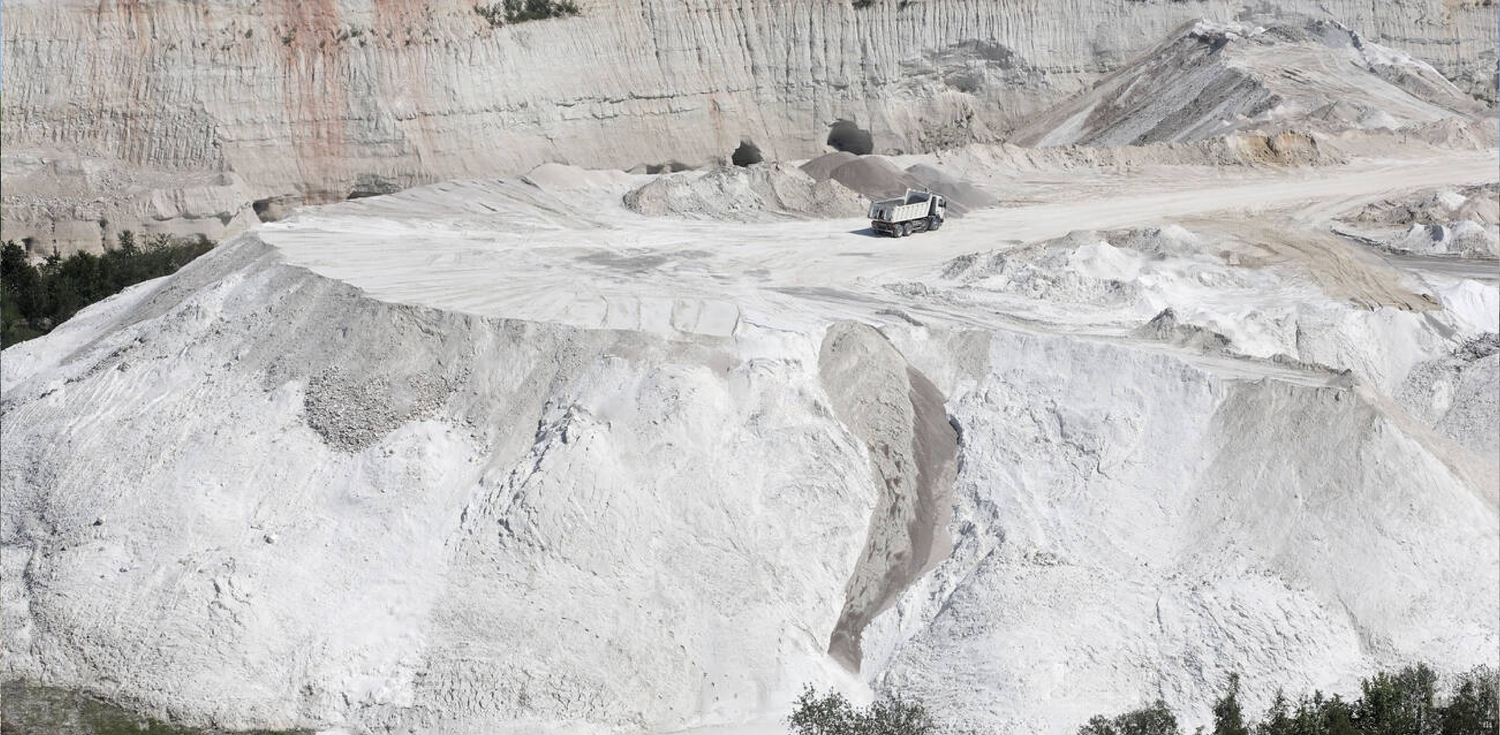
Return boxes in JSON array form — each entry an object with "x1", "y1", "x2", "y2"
[
  {"x1": 91, "y1": 0, "x2": 158, "y2": 168},
  {"x1": 372, "y1": 0, "x2": 442, "y2": 181},
  {"x1": 278, "y1": 0, "x2": 348, "y2": 203}
]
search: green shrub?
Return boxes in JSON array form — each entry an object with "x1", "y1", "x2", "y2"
[
  {"x1": 1080, "y1": 700, "x2": 1180, "y2": 735},
  {"x1": 1215, "y1": 673, "x2": 1250, "y2": 735},
  {"x1": 0, "y1": 233, "x2": 215, "y2": 347},
  {"x1": 1077, "y1": 666, "x2": 1498, "y2": 735},
  {"x1": 1356, "y1": 664, "x2": 1440, "y2": 735},
  {"x1": 1441, "y1": 666, "x2": 1498, "y2": 735},
  {"x1": 787, "y1": 687, "x2": 935, "y2": 735},
  {"x1": 474, "y1": 0, "x2": 579, "y2": 27}
]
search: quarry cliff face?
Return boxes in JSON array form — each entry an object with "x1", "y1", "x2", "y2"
[{"x1": 1, "y1": 0, "x2": 1496, "y2": 252}]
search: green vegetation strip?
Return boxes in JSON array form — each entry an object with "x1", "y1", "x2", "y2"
[
  {"x1": 0, "y1": 682, "x2": 309, "y2": 735},
  {"x1": 786, "y1": 686, "x2": 935, "y2": 735},
  {"x1": 1, "y1": 233, "x2": 214, "y2": 348},
  {"x1": 1078, "y1": 665, "x2": 1498, "y2": 735}
]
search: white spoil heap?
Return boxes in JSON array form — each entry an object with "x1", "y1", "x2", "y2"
[{"x1": 2, "y1": 145, "x2": 1496, "y2": 735}]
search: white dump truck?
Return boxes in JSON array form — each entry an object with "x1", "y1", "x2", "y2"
[{"x1": 868, "y1": 189, "x2": 946, "y2": 237}]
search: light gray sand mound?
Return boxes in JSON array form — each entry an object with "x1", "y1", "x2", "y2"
[
  {"x1": 1134, "y1": 307, "x2": 1234, "y2": 353},
  {"x1": 1384, "y1": 221, "x2": 1499, "y2": 258},
  {"x1": 800, "y1": 152, "x2": 860, "y2": 183},
  {"x1": 1336, "y1": 184, "x2": 1500, "y2": 258},
  {"x1": 1397, "y1": 335, "x2": 1500, "y2": 458},
  {"x1": 904, "y1": 163, "x2": 997, "y2": 214},
  {"x1": 825, "y1": 156, "x2": 925, "y2": 201},
  {"x1": 1012, "y1": 19, "x2": 1482, "y2": 148},
  {"x1": 1345, "y1": 183, "x2": 1499, "y2": 227},
  {"x1": 523, "y1": 163, "x2": 635, "y2": 191},
  {"x1": 804, "y1": 155, "x2": 994, "y2": 216},
  {"x1": 623, "y1": 162, "x2": 865, "y2": 221},
  {"x1": 937, "y1": 236, "x2": 1148, "y2": 311}
]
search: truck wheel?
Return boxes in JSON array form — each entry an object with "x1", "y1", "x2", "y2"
[{"x1": 899, "y1": 223, "x2": 909, "y2": 237}]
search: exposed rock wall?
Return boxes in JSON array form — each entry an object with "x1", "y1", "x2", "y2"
[{"x1": 2, "y1": 0, "x2": 1496, "y2": 252}]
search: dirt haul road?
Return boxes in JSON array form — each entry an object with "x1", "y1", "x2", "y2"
[{"x1": 264, "y1": 150, "x2": 1498, "y2": 341}]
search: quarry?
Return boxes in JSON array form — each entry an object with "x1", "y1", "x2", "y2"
[{"x1": 1, "y1": 2, "x2": 1497, "y2": 735}]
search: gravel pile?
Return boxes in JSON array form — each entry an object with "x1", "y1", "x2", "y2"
[
  {"x1": 799, "y1": 152, "x2": 859, "y2": 182},
  {"x1": 623, "y1": 162, "x2": 866, "y2": 221},
  {"x1": 801, "y1": 154, "x2": 995, "y2": 216}
]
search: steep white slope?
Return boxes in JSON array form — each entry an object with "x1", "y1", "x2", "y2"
[
  {"x1": 866, "y1": 328, "x2": 1497, "y2": 733},
  {"x1": 0, "y1": 239, "x2": 881, "y2": 732},
  {"x1": 2, "y1": 147, "x2": 1496, "y2": 733},
  {"x1": 1013, "y1": 19, "x2": 1484, "y2": 147}
]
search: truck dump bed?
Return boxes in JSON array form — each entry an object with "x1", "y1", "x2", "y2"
[
  {"x1": 868, "y1": 190, "x2": 934, "y2": 223},
  {"x1": 868, "y1": 189, "x2": 944, "y2": 236}
]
